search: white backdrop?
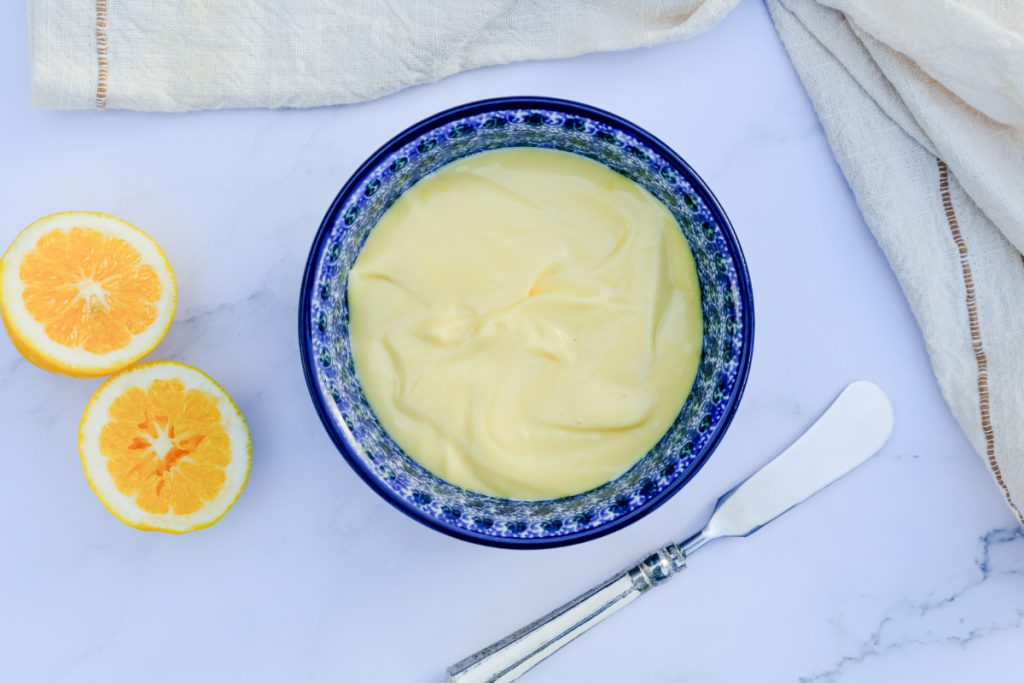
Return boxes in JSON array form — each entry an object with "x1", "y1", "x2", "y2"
[{"x1": 1, "y1": 2, "x2": 1021, "y2": 681}]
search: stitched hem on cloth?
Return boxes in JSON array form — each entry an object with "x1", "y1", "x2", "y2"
[
  {"x1": 95, "y1": 0, "x2": 108, "y2": 109},
  {"x1": 938, "y1": 158, "x2": 1023, "y2": 522}
]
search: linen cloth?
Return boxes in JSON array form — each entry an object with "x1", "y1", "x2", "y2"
[
  {"x1": 28, "y1": 0, "x2": 1024, "y2": 523},
  {"x1": 28, "y1": 0, "x2": 740, "y2": 111},
  {"x1": 765, "y1": 0, "x2": 1024, "y2": 524}
]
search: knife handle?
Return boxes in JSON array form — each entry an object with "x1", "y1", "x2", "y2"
[{"x1": 447, "y1": 544, "x2": 685, "y2": 683}]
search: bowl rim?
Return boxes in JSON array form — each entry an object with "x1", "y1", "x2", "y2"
[{"x1": 299, "y1": 95, "x2": 755, "y2": 548}]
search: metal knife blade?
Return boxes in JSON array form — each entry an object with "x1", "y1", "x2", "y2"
[{"x1": 681, "y1": 380, "x2": 894, "y2": 554}]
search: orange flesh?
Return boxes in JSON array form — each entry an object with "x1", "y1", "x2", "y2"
[
  {"x1": 19, "y1": 227, "x2": 161, "y2": 354},
  {"x1": 99, "y1": 379, "x2": 230, "y2": 515}
]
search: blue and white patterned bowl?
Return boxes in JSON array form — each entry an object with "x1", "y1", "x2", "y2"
[{"x1": 299, "y1": 97, "x2": 753, "y2": 548}]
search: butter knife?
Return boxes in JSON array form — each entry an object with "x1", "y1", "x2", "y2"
[{"x1": 448, "y1": 380, "x2": 894, "y2": 683}]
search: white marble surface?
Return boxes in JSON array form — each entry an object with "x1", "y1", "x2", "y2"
[{"x1": 2, "y1": 2, "x2": 1022, "y2": 681}]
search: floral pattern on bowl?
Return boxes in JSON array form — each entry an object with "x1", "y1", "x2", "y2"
[{"x1": 299, "y1": 97, "x2": 754, "y2": 548}]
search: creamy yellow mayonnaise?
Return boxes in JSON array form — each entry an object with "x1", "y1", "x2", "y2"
[{"x1": 348, "y1": 148, "x2": 702, "y2": 499}]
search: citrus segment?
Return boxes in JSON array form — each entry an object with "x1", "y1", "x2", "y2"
[
  {"x1": 1, "y1": 212, "x2": 176, "y2": 377},
  {"x1": 79, "y1": 361, "x2": 250, "y2": 533}
]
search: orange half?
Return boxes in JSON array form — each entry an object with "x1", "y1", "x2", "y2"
[
  {"x1": 79, "y1": 361, "x2": 251, "y2": 533},
  {"x1": 1, "y1": 212, "x2": 176, "y2": 377}
]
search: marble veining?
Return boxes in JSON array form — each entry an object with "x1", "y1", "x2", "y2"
[{"x1": 800, "y1": 527, "x2": 1024, "y2": 682}]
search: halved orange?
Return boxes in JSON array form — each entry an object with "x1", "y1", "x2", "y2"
[
  {"x1": 79, "y1": 361, "x2": 251, "y2": 533},
  {"x1": 0, "y1": 212, "x2": 176, "y2": 377}
]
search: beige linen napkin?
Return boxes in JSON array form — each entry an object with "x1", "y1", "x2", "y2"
[
  {"x1": 28, "y1": 0, "x2": 1024, "y2": 523},
  {"x1": 29, "y1": 0, "x2": 739, "y2": 111},
  {"x1": 766, "y1": 0, "x2": 1024, "y2": 523}
]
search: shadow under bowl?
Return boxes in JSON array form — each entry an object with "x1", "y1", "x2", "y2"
[{"x1": 299, "y1": 97, "x2": 754, "y2": 548}]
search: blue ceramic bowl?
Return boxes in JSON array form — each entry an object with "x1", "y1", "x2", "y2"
[{"x1": 299, "y1": 97, "x2": 753, "y2": 548}]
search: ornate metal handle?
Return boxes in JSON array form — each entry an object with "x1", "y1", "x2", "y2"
[{"x1": 447, "y1": 544, "x2": 686, "y2": 683}]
